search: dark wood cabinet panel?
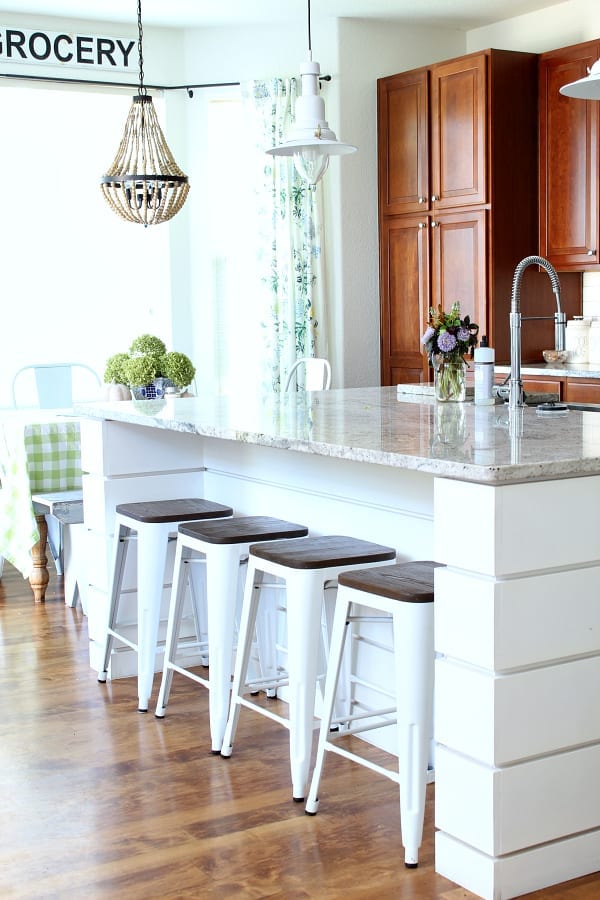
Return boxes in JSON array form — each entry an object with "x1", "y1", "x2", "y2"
[
  {"x1": 379, "y1": 216, "x2": 430, "y2": 383},
  {"x1": 430, "y1": 209, "x2": 487, "y2": 336},
  {"x1": 522, "y1": 376, "x2": 564, "y2": 398},
  {"x1": 539, "y1": 40, "x2": 600, "y2": 269},
  {"x1": 566, "y1": 379, "x2": 600, "y2": 403},
  {"x1": 377, "y1": 69, "x2": 429, "y2": 217},
  {"x1": 430, "y1": 54, "x2": 487, "y2": 210}
]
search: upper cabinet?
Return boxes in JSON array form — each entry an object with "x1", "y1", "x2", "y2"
[
  {"x1": 378, "y1": 69, "x2": 429, "y2": 217},
  {"x1": 378, "y1": 49, "x2": 541, "y2": 384},
  {"x1": 539, "y1": 40, "x2": 600, "y2": 270},
  {"x1": 430, "y1": 54, "x2": 487, "y2": 210},
  {"x1": 378, "y1": 54, "x2": 486, "y2": 220}
]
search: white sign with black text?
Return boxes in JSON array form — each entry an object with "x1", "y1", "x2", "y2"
[{"x1": 0, "y1": 27, "x2": 135, "y2": 71}]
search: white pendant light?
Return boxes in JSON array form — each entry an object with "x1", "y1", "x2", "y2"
[
  {"x1": 267, "y1": 0, "x2": 357, "y2": 187},
  {"x1": 101, "y1": 0, "x2": 189, "y2": 226},
  {"x1": 560, "y1": 59, "x2": 600, "y2": 99}
]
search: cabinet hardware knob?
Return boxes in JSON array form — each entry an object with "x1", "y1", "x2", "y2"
[
  {"x1": 418, "y1": 221, "x2": 428, "y2": 229},
  {"x1": 431, "y1": 220, "x2": 439, "y2": 228},
  {"x1": 587, "y1": 249, "x2": 595, "y2": 256},
  {"x1": 418, "y1": 196, "x2": 426, "y2": 204},
  {"x1": 431, "y1": 194, "x2": 439, "y2": 202}
]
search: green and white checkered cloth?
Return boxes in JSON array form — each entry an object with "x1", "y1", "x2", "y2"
[{"x1": 0, "y1": 414, "x2": 81, "y2": 578}]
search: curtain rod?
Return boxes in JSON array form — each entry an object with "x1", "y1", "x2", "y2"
[
  {"x1": 0, "y1": 70, "x2": 331, "y2": 97},
  {"x1": 0, "y1": 71, "x2": 238, "y2": 96}
]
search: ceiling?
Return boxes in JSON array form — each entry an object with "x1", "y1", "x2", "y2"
[{"x1": 0, "y1": 0, "x2": 564, "y2": 31}]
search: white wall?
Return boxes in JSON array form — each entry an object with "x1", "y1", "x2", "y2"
[{"x1": 466, "y1": 0, "x2": 600, "y2": 52}]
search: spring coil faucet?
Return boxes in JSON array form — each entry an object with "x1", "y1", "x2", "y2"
[{"x1": 509, "y1": 255, "x2": 565, "y2": 409}]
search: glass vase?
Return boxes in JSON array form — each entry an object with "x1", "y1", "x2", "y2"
[{"x1": 434, "y1": 356, "x2": 466, "y2": 402}]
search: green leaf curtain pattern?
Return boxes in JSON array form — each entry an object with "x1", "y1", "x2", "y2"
[{"x1": 242, "y1": 77, "x2": 327, "y2": 392}]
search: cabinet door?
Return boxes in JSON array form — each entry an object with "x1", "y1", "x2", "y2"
[
  {"x1": 379, "y1": 216, "x2": 429, "y2": 384},
  {"x1": 539, "y1": 42, "x2": 600, "y2": 269},
  {"x1": 430, "y1": 53, "x2": 487, "y2": 209},
  {"x1": 378, "y1": 69, "x2": 429, "y2": 217},
  {"x1": 430, "y1": 209, "x2": 487, "y2": 338}
]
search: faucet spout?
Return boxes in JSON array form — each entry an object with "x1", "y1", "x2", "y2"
[{"x1": 509, "y1": 255, "x2": 565, "y2": 409}]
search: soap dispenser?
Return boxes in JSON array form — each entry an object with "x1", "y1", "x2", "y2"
[{"x1": 474, "y1": 336, "x2": 495, "y2": 405}]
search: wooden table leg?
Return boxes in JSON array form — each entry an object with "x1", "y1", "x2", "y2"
[{"x1": 30, "y1": 514, "x2": 49, "y2": 603}]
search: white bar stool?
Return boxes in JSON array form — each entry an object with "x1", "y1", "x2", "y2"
[
  {"x1": 220, "y1": 535, "x2": 397, "y2": 801},
  {"x1": 98, "y1": 498, "x2": 233, "y2": 712},
  {"x1": 305, "y1": 560, "x2": 440, "y2": 868},
  {"x1": 155, "y1": 515, "x2": 309, "y2": 753}
]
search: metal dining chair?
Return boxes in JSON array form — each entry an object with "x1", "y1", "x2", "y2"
[
  {"x1": 284, "y1": 357, "x2": 332, "y2": 391},
  {"x1": 11, "y1": 363, "x2": 101, "y2": 410}
]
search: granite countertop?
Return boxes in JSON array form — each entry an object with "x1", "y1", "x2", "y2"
[
  {"x1": 74, "y1": 386, "x2": 600, "y2": 487},
  {"x1": 495, "y1": 362, "x2": 600, "y2": 379}
]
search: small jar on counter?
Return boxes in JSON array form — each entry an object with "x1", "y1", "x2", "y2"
[{"x1": 565, "y1": 317, "x2": 590, "y2": 364}]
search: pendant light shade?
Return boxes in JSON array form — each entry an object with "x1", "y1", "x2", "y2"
[
  {"x1": 560, "y1": 59, "x2": 600, "y2": 99},
  {"x1": 100, "y1": 0, "x2": 189, "y2": 225},
  {"x1": 267, "y1": 1, "x2": 357, "y2": 187}
]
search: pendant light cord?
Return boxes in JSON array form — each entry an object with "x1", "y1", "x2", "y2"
[
  {"x1": 137, "y1": 0, "x2": 147, "y2": 97},
  {"x1": 307, "y1": 0, "x2": 312, "y2": 61}
]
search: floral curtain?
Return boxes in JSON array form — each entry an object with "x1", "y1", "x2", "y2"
[{"x1": 242, "y1": 78, "x2": 327, "y2": 392}]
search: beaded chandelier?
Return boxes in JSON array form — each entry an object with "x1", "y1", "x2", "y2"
[{"x1": 100, "y1": 0, "x2": 189, "y2": 226}]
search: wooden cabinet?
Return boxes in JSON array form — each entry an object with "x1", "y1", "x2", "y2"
[
  {"x1": 378, "y1": 49, "x2": 540, "y2": 385},
  {"x1": 565, "y1": 378, "x2": 600, "y2": 403},
  {"x1": 539, "y1": 40, "x2": 600, "y2": 270}
]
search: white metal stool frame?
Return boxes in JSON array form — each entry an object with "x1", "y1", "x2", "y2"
[
  {"x1": 98, "y1": 499, "x2": 233, "y2": 712},
  {"x1": 154, "y1": 516, "x2": 309, "y2": 753},
  {"x1": 304, "y1": 561, "x2": 439, "y2": 868},
  {"x1": 221, "y1": 536, "x2": 396, "y2": 802}
]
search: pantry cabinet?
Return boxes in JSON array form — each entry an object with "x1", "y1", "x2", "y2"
[
  {"x1": 378, "y1": 49, "x2": 539, "y2": 385},
  {"x1": 539, "y1": 40, "x2": 600, "y2": 270}
]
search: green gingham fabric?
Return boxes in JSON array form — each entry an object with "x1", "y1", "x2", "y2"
[{"x1": 0, "y1": 417, "x2": 81, "y2": 578}]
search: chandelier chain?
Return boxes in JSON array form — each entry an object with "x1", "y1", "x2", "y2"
[{"x1": 137, "y1": 0, "x2": 146, "y2": 96}]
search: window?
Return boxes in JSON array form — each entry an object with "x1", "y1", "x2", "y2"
[{"x1": 0, "y1": 84, "x2": 170, "y2": 407}]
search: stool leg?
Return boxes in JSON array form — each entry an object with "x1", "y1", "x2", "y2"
[
  {"x1": 205, "y1": 543, "x2": 240, "y2": 753},
  {"x1": 98, "y1": 522, "x2": 130, "y2": 682},
  {"x1": 285, "y1": 570, "x2": 324, "y2": 802},
  {"x1": 155, "y1": 539, "x2": 193, "y2": 718},
  {"x1": 305, "y1": 591, "x2": 352, "y2": 815},
  {"x1": 136, "y1": 522, "x2": 171, "y2": 712},
  {"x1": 394, "y1": 601, "x2": 434, "y2": 868},
  {"x1": 221, "y1": 559, "x2": 263, "y2": 759}
]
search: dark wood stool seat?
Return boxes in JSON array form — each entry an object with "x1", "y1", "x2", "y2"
[
  {"x1": 338, "y1": 560, "x2": 441, "y2": 601},
  {"x1": 115, "y1": 498, "x2": 232, "y2": 524},
  {"x1": 178, "y1": 515, "x2": 308, "y2": 545},
  {"x1": 249, "y1": 535, "x2": 396, "y2": 569}
]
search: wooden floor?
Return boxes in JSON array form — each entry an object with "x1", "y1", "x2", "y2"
[{"x1": 0, "y1": 565, "x2": 599, "y2": 899}]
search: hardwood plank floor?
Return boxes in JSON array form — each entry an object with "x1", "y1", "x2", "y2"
[{"x1": 0, "y1": 563, "x2": 598, "y2": 899}]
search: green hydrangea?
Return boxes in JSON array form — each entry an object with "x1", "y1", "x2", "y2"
[
  {"x1": 123, "y1": 355, "x2": 160, "y2": 388},
  {"x1": 162, "y1": 351, "x2": 196, "y2": 389},
  {"x1": 129, "y1": 334, "x2": 167, "y2": 357},
  {"x1": 103, "y1": 352, "x2": 130, "y2": 384}
]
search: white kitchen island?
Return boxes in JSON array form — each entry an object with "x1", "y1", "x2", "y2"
[{"x1": 75, "y1": 387, "x2": 600, "y2": 900}]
